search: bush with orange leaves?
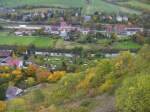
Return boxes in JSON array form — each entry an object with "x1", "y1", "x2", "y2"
[
  {"x1": 0, "y1": 101, "x2": 6, "y2": 112},
  {"x1": 0, "y1": 73, "x2": 10, "y2": 79},
  {"x1": 12, "y1": 68, "x2": 22, "y2": 79},
  {"x1": 48, "y1": 71, "x2": 65, "y2": 82},
  {"x1": 26, "y1": 64, "x2": 37, "y2": 76},
  {"x1": 36, "y1": 69, "x2": 50, "y2": 82},
  {"x1": 0, "y1": 66, "x2": 11, "y2": 73}
]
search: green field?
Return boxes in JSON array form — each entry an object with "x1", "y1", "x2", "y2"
[
  {"x1": 0, "y1": 32, "x2": 142, "y2": 50},
  {"x1": 118, "y1": 0, "x2": 150, "y2": 11},
  {"x1": 83, "y1": 0, "x2": 140, "y2": 14},
  {"x1": 113, "y1": 41, "x2": 141, "y2": 49},
  {"x1": 0, "y1": 32, "x2": 56, "y2": 48},
  {"x1": 0, "y1": 0, "x2": 84, "y2": 7},
  {"x1": 0, "y1": 0, "x2": 140, "y2": 14}
]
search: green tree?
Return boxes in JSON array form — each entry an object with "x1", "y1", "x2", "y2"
[
  {"x1": 0, "y1": 25, "x2": 3, "y2": 30},
  {"x1": 0, "y1": 83, "x2": 8, "y2": 100},
  {"x1": 132, "y1": 33, "x2": 145, "y2": 45},
  {"x1": 111, "y1": 32, "x2": 118, "y2": 42}
]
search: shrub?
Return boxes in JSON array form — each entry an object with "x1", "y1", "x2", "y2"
[
  {"x1": 116, "y1": 74, "x2": 150, "y2": 112},
  {"x1": 76, "y1": 68, "x2": 96, "y2": 89},
  {"x1": 7, "y1": 98, "x2": 27, "y2": 112},
  {"x1": 48, "y1": 71, "x2": 65, "y2": 82},
  {"x1": 25, "y1": 77, "x2": 36, "y2": 87},
  {"x1": 0, "y1": 101, "x2": 6, "y2": 112},
  {"x1": 12, "y1": 68, "x2": 22, "y2": 80},
  {"x1": 0, "y1": 84, "x2": 8, "y2": 100},
  {"x1": 90, "y1": 59, "x2": 113, "y2": 88},
  {"x1": 50, "y1": 73, "x2": 85, "y2": 104},
  {"x1": 99, "y1": 79, "x2": 113, "y2": 93}
]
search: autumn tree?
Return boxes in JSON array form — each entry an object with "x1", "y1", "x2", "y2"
[
  {"x1": 114, "y1": 51, "x2": 134, "y2": 77},
  {"x1": 15, "y1": 46, "x2": 27, "y2": 55},
  {"x1": 48, "y1": 71, "x2": 65, "y2": 82},
  {"x1": 116, "y1": 74, "x2": 150, "y2": 112},
  {"x1": 25, "y1": 64, "x2": 37, "y2": 76},
  {"x1": 0, "y1": 101, "x2": 6, "y2": 112},
  {"x1": 36, "y1": 69, "x2": 50, "y2": 82}
]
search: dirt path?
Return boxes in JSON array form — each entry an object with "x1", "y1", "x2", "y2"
[{"x1": 92, "y1": 94, "x2": 115, "y2": 112}]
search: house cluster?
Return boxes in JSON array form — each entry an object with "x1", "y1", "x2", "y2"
[
  {"x1": 0, "y1": 7, "x2": 81, "y2": 22},
  {"x1": 9, "y1": 20, "x2": 80, "y2": 39},
  {"x1": 45, "y1": 20, "x2": 81, "y2": 39},
  {"x1": 11, "y1": 22, "x2": 143, "y2": 39},
  {"x1": 6, "y1": 25, "x2": 42, "y2": 36},
  {"x1": 0, "y1": 57, "x2": 23, "y2": 68},
  {"x1": 0, "y1": 7, "x2": 15, "y2": 14},
  {"x1": 103, "y1": 24, "x2": 143, "y2": 36},
  {"x1": 83, "y1": 13, "x2": 129, "y2": 23},
  {"x1": 0, "y1": 50, "x2": 23, "y2": 68},
  {"x1": 0, "y1": 6, "x2": 130, "y2": 25},
  {"x1": 116, "y1": 15, "x2": 128, "y2": 22}
]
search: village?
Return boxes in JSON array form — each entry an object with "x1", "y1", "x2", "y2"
[
  {"x1": 0, "y1": 3, "x2": 149, "y2": 71},
  {"x1": 0, "y1": 5, "x2": 148, "y2": 78},
  {"x1": 0, "y1": 0, "x2": 149, "y2": 112},
  {"x1": 0, "y1": 7, "x2": 145, "y2": 38}
]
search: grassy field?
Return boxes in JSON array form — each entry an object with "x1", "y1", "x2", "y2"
[
  {"x1": 83, "y1": 0, "x2": 140, "y2": 14},
  {"x1": 0, "y1": 32, "x2": 57, "y2": 48},
  {"x1": 0, "y1": 32, "x2": 141, "y2": 50},
  {"x1": 0, "y1": 0, "x2": 84, "y2": 8},
  {"x1": 113, "y1": 41, "x2": 141, "y2": 49},
  {"x1": 0, "y1": 0, "x2": 140, "y2": 14},
  {"x1": 118, "y1": 0, "x2": 150, "y2": 11}
]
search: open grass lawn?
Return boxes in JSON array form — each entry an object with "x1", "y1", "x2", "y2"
[
  {"x1": 0, "y1": 0, "x2": 84, "y2": 8},
  {"x1": 118, "y1": 0, "x2": 150, "y2": 11},
  {"x1": 97, "y1": 39, "x2": 111, "y2": 47},
  {"x1": 113, "y1": 41, "x2": 141, "y2": 49},
  {"x1": 0, "y1": 32, "x2": 142, "y2": 50},
  {"x1": 0, "y1": 0, "x2": 140, "y2": 14},
  {"x1": 0, "y1": 32, "x2": 57, "y2": 48},
  {"x1": 83, "y1": 0, "x2": 140, "y2": 14}
]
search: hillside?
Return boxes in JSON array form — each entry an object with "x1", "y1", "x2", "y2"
[
  {"x1": 116, "y1": 0, "x2": 150, "y2": 11},
  {"x1": 1, "y1": 45, "x2": 150, "y2": 112},
  {"x1": 0, "y1": 0, "x2": 140, "y2": 14}
]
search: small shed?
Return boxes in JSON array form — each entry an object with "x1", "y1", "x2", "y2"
[{"x1": 6, "y1": 86, "x2": 23, "y2": 99}]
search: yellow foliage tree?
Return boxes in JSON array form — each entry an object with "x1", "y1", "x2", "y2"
[
  {"x1": 0, "y1": 66, "x2": 11, "y2": 72},
  {"x1": 48, "y1": 71, "x2": 65, "y2": 82},
  {"x1": 0, "y1": 73, "x2": 10, "y2": 78},
  {"x1": 76, "y1": 68, "x2": 96, "y2": 89},
  {"x1": 26, "y1": 64, "x2": 37, "y2": 76},
  {"x1": 0, "y1": 101, "x2": 6, "y2": 112},
  {"x1": 99, "y1": 79, "x2": 113, "y2": 93},
  {"x1": 12, "y1": 68, "x2": 22, "y2": 79},
  {"x1": 114, "y1": 51, "x2": 134, "y2": 77}
]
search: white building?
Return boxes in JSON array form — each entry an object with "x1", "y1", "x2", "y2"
[{"x1": 121, "y1": 28, "x2": 143, "y2": 36}]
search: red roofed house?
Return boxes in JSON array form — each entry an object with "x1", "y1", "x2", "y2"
[{"x1": 0, "y1": 57, "x2": 23, "y2": 68}]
